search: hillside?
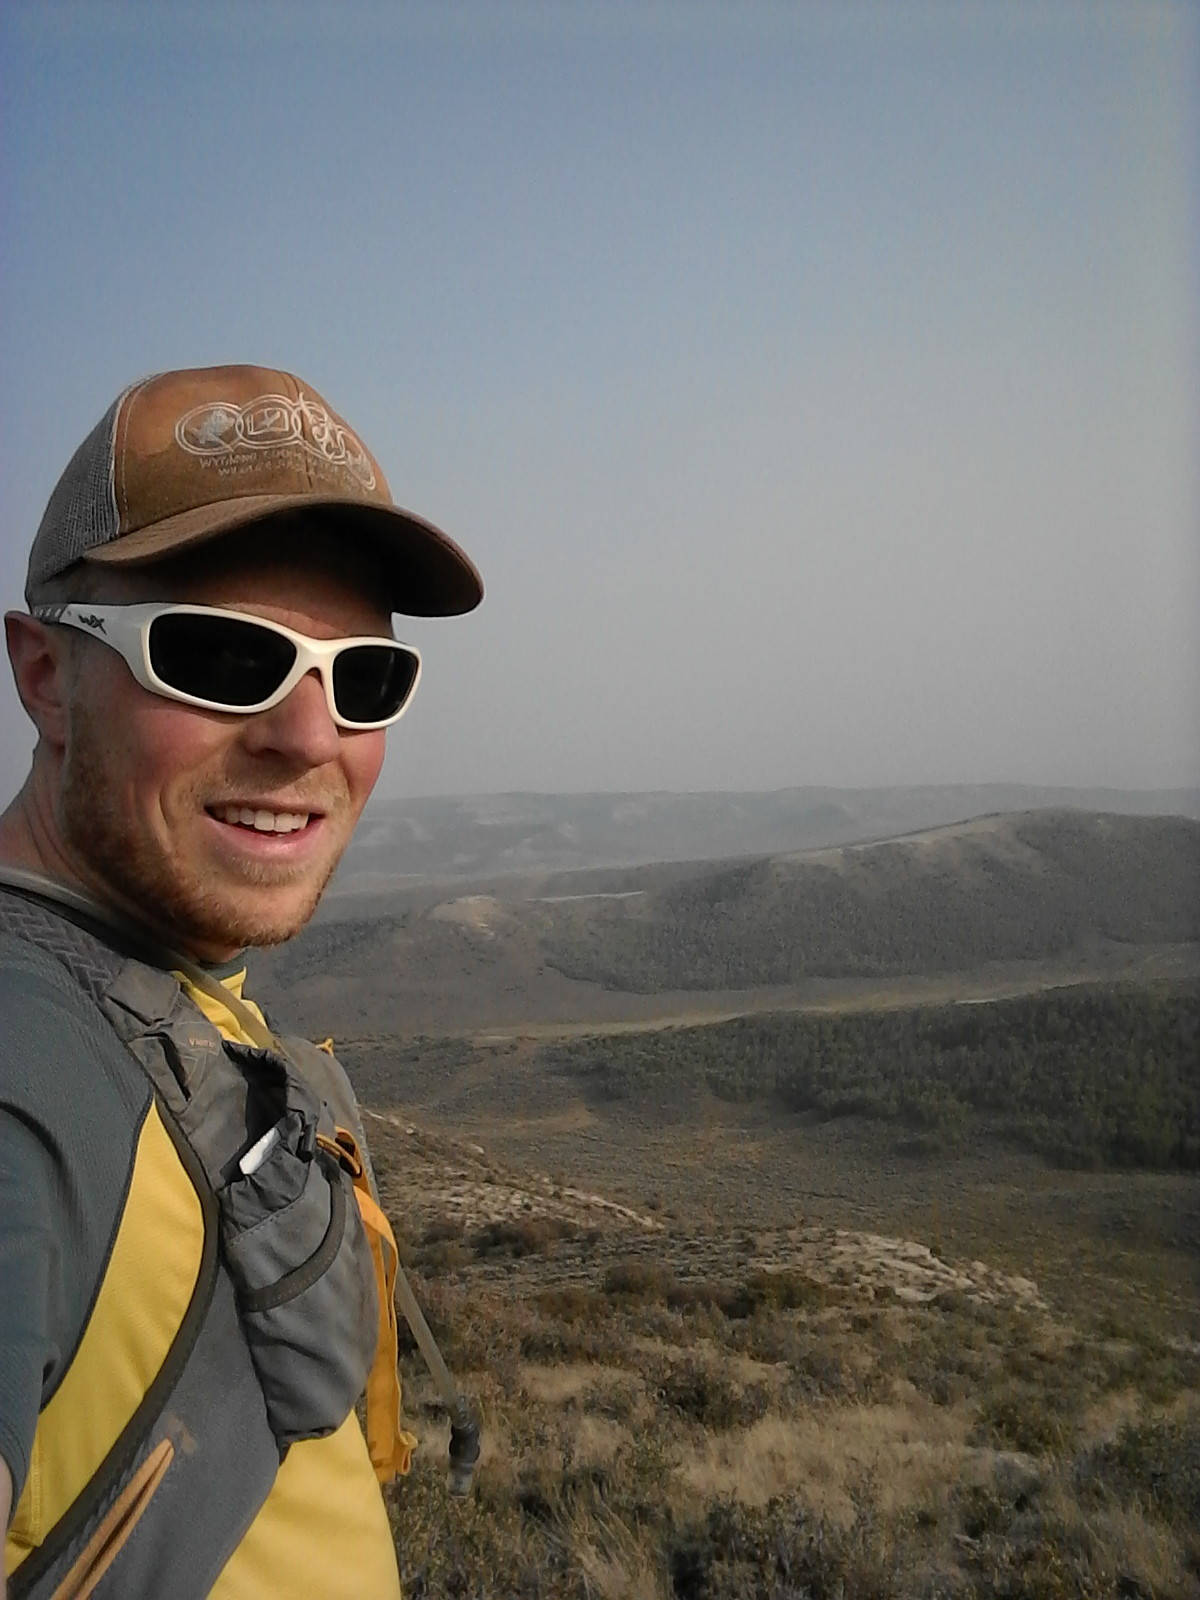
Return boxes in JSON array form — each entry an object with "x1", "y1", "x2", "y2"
[
  {"x1": 534, "y1": 810, "x2": 1200, "y2": 991},
  {"x1": 367, "y1": 1110, "x2": 1200, "y2": 1600},
  {"x1": 537, "y1": 984, "x2": 1200, "y2": 1170},
  {"x1": 355, "y1": 995, "x2": 1200, "y2": 1597},
  {"x1": 252, "y1": 809, "x2": 1200, "y2": 1035}
]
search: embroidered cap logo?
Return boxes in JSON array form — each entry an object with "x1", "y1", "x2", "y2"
[{"x1": 173, "y1": 393, "x2": 376, "y2": 490}]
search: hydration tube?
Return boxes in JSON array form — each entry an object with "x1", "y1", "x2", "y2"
[{"x1": 0, "y1": 865, "x2": 481, "y2": 1496}]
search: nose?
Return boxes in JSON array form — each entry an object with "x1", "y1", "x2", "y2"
[{"x1": 239, "y1": 668, "x2": 341, "y2": 767}]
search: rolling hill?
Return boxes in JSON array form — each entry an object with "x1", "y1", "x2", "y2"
[
  {"x1": 252, "y1": 808, "x2": 1200, "y2": 1035},
  {"x1": 532, "y1": 809, "x2": 1200, "y2": 991}
]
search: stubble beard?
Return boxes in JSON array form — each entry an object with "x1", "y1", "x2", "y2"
[{"x1": 60, "y1": 720, "x2": 343, "y2": 956}]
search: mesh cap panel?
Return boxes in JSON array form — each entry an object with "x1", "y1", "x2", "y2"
[{"x1": 25, "y1": 392, "x2": 127, "y2": 602}]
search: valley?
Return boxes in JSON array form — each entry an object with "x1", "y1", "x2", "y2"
[{"x1": 251, "y1": 800, "x2": 1200, "y2": 1598}]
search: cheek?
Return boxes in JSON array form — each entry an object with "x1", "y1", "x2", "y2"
[
  {"x1": 120, "y1": 700, "x2": 235, "y2": 808},
  {"x1": 71, "y1": 663, "x2": 230, "y2": 793}
]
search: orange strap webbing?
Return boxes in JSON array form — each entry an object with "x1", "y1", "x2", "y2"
[{"x1": 320, "y1": 1128, "x2": 418, "y2": 1485}]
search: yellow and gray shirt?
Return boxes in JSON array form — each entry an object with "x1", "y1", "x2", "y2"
[{"x1": 0, "y1": 932, "x2": 401, "y2": 1598}]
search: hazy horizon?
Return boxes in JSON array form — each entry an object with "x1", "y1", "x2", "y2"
[
  {"x1": 2, "y1": 2, "x2": 1196, "y2": 804},
  {"x1": 353, "y1": 778, "x2": 1200, "y2": 805}
]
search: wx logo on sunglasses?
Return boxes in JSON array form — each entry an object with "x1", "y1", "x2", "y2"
[
  {"x1": 33, "y1": 601, "x2": 422, "y2": 730},
  {"x1": 31, "y1": 601, "x2": 106, "y2": 632}
]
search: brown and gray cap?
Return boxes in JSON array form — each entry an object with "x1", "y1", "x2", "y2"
[{"x1": 26, "y1": 364, "x2": 483, "y2": 616}]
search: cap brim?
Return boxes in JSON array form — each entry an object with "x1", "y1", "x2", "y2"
[{"x1": 83, "y1": 494, "x2": 483, "y2": 617}]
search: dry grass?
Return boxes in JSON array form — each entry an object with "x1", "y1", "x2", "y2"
[
  {"x1": 361, "y1": 1049, "x2": 1200, "y2": 1597},
  {"x1": 674, "y1": 1402, "x2": 988, "y2": 1525},
  {"x1": 387, "y1": 1229, "x2": 1200, "y2": 1599},
  {"x1": 561, "y1": 1506, "x2": 670, "y2": 1600}
]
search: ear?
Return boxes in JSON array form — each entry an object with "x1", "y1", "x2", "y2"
[{"x1": 4, "y1": 611, "x2": 74, "y2": 750}]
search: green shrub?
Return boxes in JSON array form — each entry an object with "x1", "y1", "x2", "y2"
[
  {"x1": 602, "y1": 1257, "x2": 676, "y2": 1301},
  {"x1": 420, "y1": 1217, "x2": 465, "y2": 1245},
  {"x1": 972, "y1": 1384, "x2": 1076, "y2": 1456},
  {"x1": 666, "y1": 1278, "x2": 742, "y2": 1316},
  {"x1": 416, "y1": 1239, "x2": 473, "y2": 1271},
  {"x1": 534, "y1": 1285, "x2": 605, "y2": 1322},
  {"x1": 1075, "y1": 1413, "x2": 1200, "y2": 1521},
  {"x1": 657, "y1": 1360, "x2": 769, "y2": 1431},
  {"x1": 471, "y1": 1216, "x2": 577, "y2": 1258}
]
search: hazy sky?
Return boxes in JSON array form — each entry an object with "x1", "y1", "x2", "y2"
[{"x1": 2, "y1": 1, "x2": 1196, "y2": 801}]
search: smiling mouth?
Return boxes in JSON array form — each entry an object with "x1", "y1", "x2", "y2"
[{"x1": 209, "y1": 804, "x2": 314, "y2": 835}]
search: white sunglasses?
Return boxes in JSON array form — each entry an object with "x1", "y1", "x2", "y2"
[{"x1": 33, "y1": 601, "x2": 422, "y2": 730}]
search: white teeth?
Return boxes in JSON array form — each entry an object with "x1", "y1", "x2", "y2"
[{"x1": 213, "y1": 805, "x2": 310, "y2": 834}]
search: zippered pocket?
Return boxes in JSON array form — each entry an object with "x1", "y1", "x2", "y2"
[{"x1": 217, "y1": 1065, "x2": 377, "y2": 1448}]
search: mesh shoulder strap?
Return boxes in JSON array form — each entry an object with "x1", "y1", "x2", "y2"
[{"x1": 0, "y1": 882, "x2": 126, "y2": 1001}]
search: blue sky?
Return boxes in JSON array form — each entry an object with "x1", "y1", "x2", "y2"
[{"x1": 2, "y1": 1, "x2": 1196, "y2": 798}]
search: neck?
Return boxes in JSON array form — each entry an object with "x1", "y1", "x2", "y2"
[{"x1": 0, "y1": 770, "x2": 76, "y2": 882}]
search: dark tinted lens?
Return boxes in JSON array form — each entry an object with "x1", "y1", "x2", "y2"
[
  {"x1": 331, "y1": 645, "x2": 419, "y2": 723},
  {"x1": 148, "y1": 613, "x2": 296, "y2": 707}
]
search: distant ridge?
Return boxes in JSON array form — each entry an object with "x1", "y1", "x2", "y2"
[
  {"x1": 254, "y1": 808, "x2": 1200, "y2": 1035},
  {"x1": 333, "y1": 783, "x2": 1200, "y2": 893},
  {"x1": 534, "y1": 810, "x2": 1200, "y2": 991}
]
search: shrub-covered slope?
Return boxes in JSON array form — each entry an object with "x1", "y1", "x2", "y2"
[
  {"x1": 539, "y1": 983, "x2": 1200, "y2": 1170},
  {"x1": 535, "y1": 811, "x2": 1200, "y2": 989}
]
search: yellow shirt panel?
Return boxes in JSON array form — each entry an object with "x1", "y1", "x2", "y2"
[
  {"x1": 176, "y1": 966, "x2": 269, "y2": 1047},
  {"x1": 209, "y1": 1413, "x2": 401, "y2": 1600}
]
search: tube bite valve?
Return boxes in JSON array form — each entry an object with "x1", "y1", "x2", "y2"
[{"x1": 447, "y1": 1395, "x2": 481, "y2": 1497}]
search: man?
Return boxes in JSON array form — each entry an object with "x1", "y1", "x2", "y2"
[{"x1": 0, "y1": 365, "x2": 482, "y2": 1597}]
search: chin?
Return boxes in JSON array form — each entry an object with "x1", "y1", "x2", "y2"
[
  {"x1": 122, "y1": 850, "x2": 337, "y2": 958},
  {"x1": 188, "y1": 888, "x2": 328, "y2": 954}
]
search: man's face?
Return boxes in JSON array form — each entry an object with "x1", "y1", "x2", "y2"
[{"x1": 55, "y1": 540, "x2": 392, "y2": 960}]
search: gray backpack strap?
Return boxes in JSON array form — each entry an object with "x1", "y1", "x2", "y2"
[
  {"x1": 0, "y1": 890, "x2": 277, "y2": 1600},
  {"x1": 102, "y1": 963, "x2": 263, "y2": 1173},
  {"x1": 0, "y1": 884, "x2": 126, "y2": 1000},
  {"x1": 283, "y1": 1033, "x2": 380, "y2": 1198},
  {"x1": 0, "y1": 880, "x2": 377, "y2": 1456},
  {"x1": 12, "y1": 1209, "x2": 279, "y2": 1600},
  {"x1": 100, "y1": 964, "x2": 379, "y2": 1448}
]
